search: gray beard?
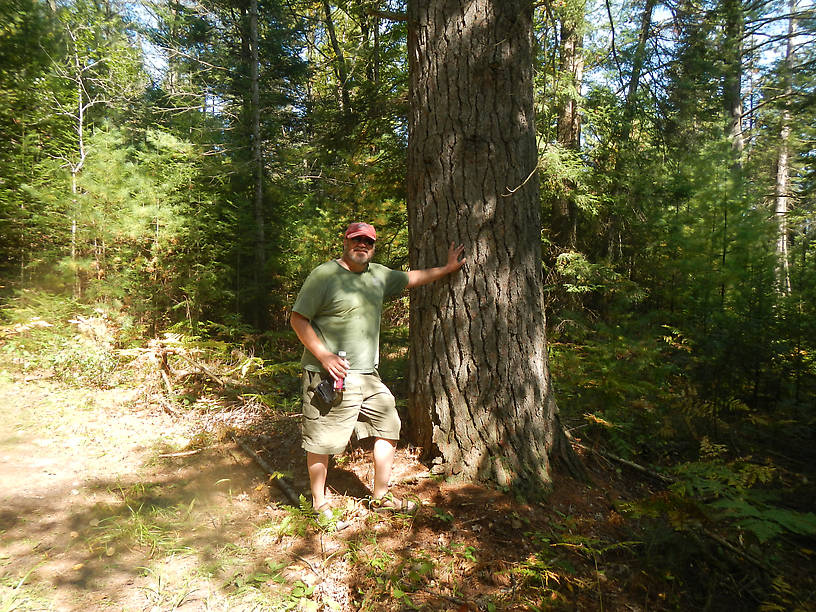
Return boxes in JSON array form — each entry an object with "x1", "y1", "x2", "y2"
[{"x1": 348, "y1": 251, "x2": 372, "y2": 266}]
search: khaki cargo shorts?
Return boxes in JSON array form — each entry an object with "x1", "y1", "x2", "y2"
[{"x1": 300, "y1": 369, "x2": 401, "y2": 455}]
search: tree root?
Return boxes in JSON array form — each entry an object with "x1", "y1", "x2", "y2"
[{"x1": 551, "y1": 413, "x2": 590, "y2": 482}]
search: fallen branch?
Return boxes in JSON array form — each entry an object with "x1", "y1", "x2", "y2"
[
  {"x1": 135, "y1": 342, "x2": 234, "y2": 389},
  {"x1": 569, "y1": 437, "x2": 674, "y2": 484},
  {"x1": 568, "y1": 436, "x2": 770, "y2": 572},
  {"x1": 702, "y1": 527, "x2": 769, "y2": 571},
  {"x1": 232, "y1": 435, "x2": 301, "y2": 505},
  {"x1": 171, "y1": 350, "x2": 230, "y2": 387}
]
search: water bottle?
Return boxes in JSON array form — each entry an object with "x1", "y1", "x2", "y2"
[{"x1": 334, "y1": 350, "x2": 347, "y2": 391}]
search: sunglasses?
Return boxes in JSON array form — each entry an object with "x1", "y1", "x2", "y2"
[{"x1": 350, "y1": 236, "x2": 375, "y2": 246}]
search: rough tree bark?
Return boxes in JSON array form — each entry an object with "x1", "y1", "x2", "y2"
[{"x1": 406, "y1": 0, "x2": 581, "y2": 494}]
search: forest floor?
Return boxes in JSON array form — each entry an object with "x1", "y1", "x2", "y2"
[{"x1": 0, "y1": 363, "x2": 687, "y2": 612}]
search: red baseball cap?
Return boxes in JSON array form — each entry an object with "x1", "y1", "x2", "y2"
[{"x1": 345, "y1": 222, "x2": 377, "y2": 241}]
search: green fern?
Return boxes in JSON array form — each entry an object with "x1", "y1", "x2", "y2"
[{"x1": 710, "y1": 498, "x2": 816, "y2": 543}]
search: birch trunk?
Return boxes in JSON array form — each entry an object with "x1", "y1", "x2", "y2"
[
  {"x1": 249, "y1": 0, "x2": 267, "y2": 327},
  {"x1": 723, "y1": 0, "x2": 745, "y2": 159},
  {"x1": 775, "y1": 0, "x2": 795, "y2": 295}
]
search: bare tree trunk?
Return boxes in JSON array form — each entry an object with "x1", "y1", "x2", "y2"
[
  {"x1": 249, "y1": 0, "x2": 267, "y2": 328},
  {"x1": 723, "y1": 0, "x2": 744, "y2": 160},
  {"x1": 775, "y1": 0, "x2": 795, "y2": 295},
  {"x1": 605, "y1": 0, "x2": 655, "y2": 266},
  {"x1": 322, "y1": 0, "x2": 351, "y2": 116},
  {"x1": 556, "y1": 18, "x2": 583, "y2": 148},
  {"x1": 406, "y1": 0, "x2": 581, "y2": 494},
  {"x1": 721, "y1": 0, "x2": 745, "y2": 304},
  {"x1": 551, "y1": 12, "x2": 584, "y2": 249},
  {"x1": 72, "y1": 38, "x2": 84, "y2": 299},
  {"x1": 624, "y1": 0, "x2": 655, "y2": 129}
]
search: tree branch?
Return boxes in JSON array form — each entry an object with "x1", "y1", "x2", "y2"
[
  {"x1": 604, "y1": 0, "x2": 625, "y2": 92},
  {"x1": 367, "y1": 9, "x2": 406, "y2": 22}
]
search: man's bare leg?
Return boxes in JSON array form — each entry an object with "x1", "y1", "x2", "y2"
[
  {"x1": 307, "y1": 452, "x2": 329, "y2": 509},
  {"x1": 372, "y1": 437, "x2": 396, "y2": 499}
]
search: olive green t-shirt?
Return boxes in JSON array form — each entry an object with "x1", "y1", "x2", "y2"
[{"x1": 292, "y1": 260, "x2": 409, "y2": 373}]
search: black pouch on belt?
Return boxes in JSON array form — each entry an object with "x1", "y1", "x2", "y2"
[{"x1": 314, "y1": 378, "x2": 336, "y2": 404}]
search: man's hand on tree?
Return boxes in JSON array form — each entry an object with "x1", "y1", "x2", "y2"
[{"x1": 446, "y1": 242, "x2": 467, "y2": 273}]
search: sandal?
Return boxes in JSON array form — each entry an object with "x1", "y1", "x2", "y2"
[
  {"x1": 368, "y1": 492, "x2": 419, "y2": 515},
  {"x1": 315, "y1": 502, "x2": 349, "y2": 531}
]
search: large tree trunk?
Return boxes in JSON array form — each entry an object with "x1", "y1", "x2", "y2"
[{"x1": 406, "y1": 0, "x2": 580, "y2": 494}]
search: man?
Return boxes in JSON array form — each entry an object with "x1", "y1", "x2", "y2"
[{"x1": 290, "y1": 222, "x2": 466, "y2": 521}]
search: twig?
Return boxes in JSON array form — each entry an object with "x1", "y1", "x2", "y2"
[
  {"x1": 232, "y1": 435, "x2": 301, "y2": 505},
  {"x1": 703, "y1": 527, "x2": 769, "y2": 571},
  {"x1": 367, "y1": 8, "x2": 406, "y2": 21},
  {"x1": 160, "y1": 401, "x2": 181, "y2": 418},
  {"x1": 158, "y1": 448, "x2": 203, "y2": 458},
  {"x1": 291, "y1": 553, "x2": 324, "y2": 578},
  {"x1": 502, "y1": 165, "x2": 538, "y2": 196},
  {"x1": 417, "y1": 584, "x2": 468, "y2": 606}
]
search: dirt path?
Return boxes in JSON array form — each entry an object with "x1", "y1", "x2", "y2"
[
  {"x1": 1, "y1": 367, "x2": 663, "y2": 611},
  {"x1": 0, "y1": 371, "x2": 273, "y2": 611}
]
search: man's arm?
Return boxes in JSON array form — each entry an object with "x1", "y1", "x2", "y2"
[
  {"x1": 290, "y1": 311, "x2": 348, "y2": 381},
  {"x1": 406, "y1": 242, "x2": 466, "y2": 289}
]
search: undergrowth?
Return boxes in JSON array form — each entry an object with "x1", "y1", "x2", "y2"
[
  {"x1": 0, "y1": 289, "x2": 128, "y2": 387},
  {"x1": 549, "y1": 312, "x2": 816, "y2": 610},
  {"x1": 4, "y1": 289, "x2": 815, "y2": 609}
]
